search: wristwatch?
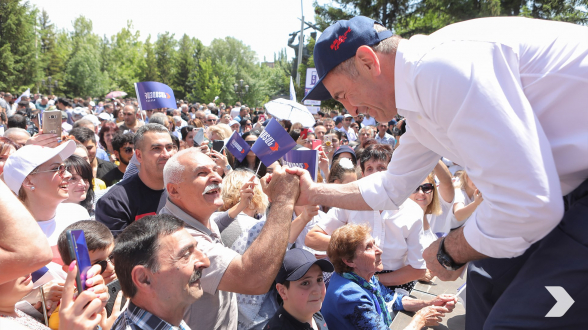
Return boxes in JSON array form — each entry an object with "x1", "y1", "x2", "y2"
[
  {"x1": 224, "y1": 164, "x2": 232, "y2": 173},
  {"x1": 437, "y1": 236, "x2": 466, "y2": 271}
]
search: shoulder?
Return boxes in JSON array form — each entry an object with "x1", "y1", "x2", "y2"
[{"x1": 56, "y1": 203, "x2": 90, "y2": 220}]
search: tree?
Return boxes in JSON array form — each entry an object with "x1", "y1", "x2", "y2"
[
  {"x1": 0, "y1": 0, "x2": 40, "y2": 92},
  {"x1": 155, "y1": 32, "x2": 176, "y2": 85},
  {"x1": 141, "y1": 35, "x2": 159, "y2": 82},
  {"x1": 173, "y1": 34, "x2": 203, "y2": 100},
  {"x1": 38, "y1": 9, "x2": 55, "y2": 80},
  {"x1": 109, "y1": 21, "x2": 145, "y2": 94}
]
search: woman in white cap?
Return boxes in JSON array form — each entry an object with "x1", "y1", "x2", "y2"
[{"x1": 2, "y1": 140, "x2": 91, "y2": 264}]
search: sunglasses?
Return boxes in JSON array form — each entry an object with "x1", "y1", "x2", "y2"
[
  {"x1": 207, "y1": 119, "x2": 217, "y2": 123},
  {"x1": 123, "y1": 147, "x2": 134, "y2": 154},
  {"x1": 93, "y1": 256, "x2": 113, "y2": 275},
  {"x1": 414, "y1": 183, "x2": 434, "y2": 194},
  {"x1": 32, "y1": 164, "x2": 69, "y2": 178},
  {"x1": 246, "y1": 140, "x2": 256, "y2": 146}
]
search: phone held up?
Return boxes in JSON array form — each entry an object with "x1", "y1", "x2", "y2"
[{"x1": 66, "y1": 230, "x2": 93, "y2": 294}]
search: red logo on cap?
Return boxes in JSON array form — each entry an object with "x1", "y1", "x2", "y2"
[{"x1": 331, "y1": 27, "x2": 351, "y2": 51}]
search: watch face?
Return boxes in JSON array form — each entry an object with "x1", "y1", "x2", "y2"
[{"x1": 437, "y1": 252, "x2": 453, "y2": 270}]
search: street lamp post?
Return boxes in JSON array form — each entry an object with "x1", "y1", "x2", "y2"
[
  {"x1": 233, "y1": 79, "x2": 249, "y2": 104},
  {"x1": 42, "y1": 76, "x2": 58, "y2": 95}
]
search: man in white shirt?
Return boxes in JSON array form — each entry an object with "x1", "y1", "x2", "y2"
[
  {"x1": 374, "y1": 121, "x2": 396, "y2": 147},
  {"x1": 295, "y1": 16, "x2": 588, "y2": 328}
]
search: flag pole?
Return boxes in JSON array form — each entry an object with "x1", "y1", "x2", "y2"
[{"x1": 255, "y1": 161, "x2": 262, "y2": 177}]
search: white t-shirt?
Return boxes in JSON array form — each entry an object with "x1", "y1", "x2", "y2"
[
  {"x1": 447, "y1": 188, "x2": 473, "y2": 230},
  {"x1": 318, "y1": 199, "x2": 427, "y2": 271},
  {"x1": 428, "y1": 191, "x2": 454, "y2": 236}
]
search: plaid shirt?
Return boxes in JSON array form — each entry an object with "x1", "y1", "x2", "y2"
[{"x1": 111, "y1": 301, "x2": 191, "y2": 330}]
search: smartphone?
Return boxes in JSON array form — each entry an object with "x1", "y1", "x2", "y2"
[
  {"x1": 212, "y1": 140, "x2": 225, "y2": 153},
  {"x1": 193, "y1": 127, "x2": 205, "y2": 146},
  {"x1": 258, "y1": 114, "x2": 266, "y2": 122},
  {"x1": 42, "y1": 110, "x2": 62, "y2": 136},
  {"x1": 105, "y1": 280, "x2": 127, "y2": 317},
  {"x1": 323, "y1": 135, "x2": 333, "y2": 152},
  {"x1": 311, "y1": 140, "x2": 323, "y2": 151},
  {"x1": 66, "y1": 230, "x2": 93, "y2": 292},
  {"x1": 300, "y1": 128, "x2": 309, "y2": 140}
]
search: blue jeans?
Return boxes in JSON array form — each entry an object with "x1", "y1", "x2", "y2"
[{"x1": 466, "y1": 178, "x2": 588, "y2": 329}]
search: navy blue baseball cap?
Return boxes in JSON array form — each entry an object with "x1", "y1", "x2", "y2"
[
  {"x1": 302, "y1": 16, "x2": 393, "y2": 102},
  {"x1": 275, "y1": 248, "x2": 334, "y2": 284}
]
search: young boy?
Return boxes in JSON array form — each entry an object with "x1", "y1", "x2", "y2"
[
  {"x1": 265, "y1": 248, "x2": 334, "y2": 330},
  {"x1": 57, "y1": 220, "x2": 116, "y2": 284}
]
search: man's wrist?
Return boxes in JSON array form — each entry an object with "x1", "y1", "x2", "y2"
[{"x1": 444, "y1": 227, "x2": 486, "y2": 264}]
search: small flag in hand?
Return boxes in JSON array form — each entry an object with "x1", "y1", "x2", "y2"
[
  {"x1": 135, "y1": 81, "x2": 177, "y2": 111},
  {"x1": 225, "y1": 131, "x2": 250, "y2": 163},
  {"x1": 251, "y1": 118, "x2": 296, "y2": 166}
]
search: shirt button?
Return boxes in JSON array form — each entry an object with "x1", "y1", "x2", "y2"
[{"x1": 417, "y1": 115, "x2": 422, "y2": 120}]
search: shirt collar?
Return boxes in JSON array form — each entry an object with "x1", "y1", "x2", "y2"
[
  {"x1": 394, "y1": 37, "x2": 425, "y2": 114},
  {"x1": 125, "y1": 301, "x2": 190, "y2": 330},
  {"x1": 162, "y1": 198, "x2": 214, "y2": 237}
]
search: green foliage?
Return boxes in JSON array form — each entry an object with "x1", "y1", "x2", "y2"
[
  {"x1": 173, "y1": 34, "x2": 202, "y2": 100},
  {"x1": 155, "y1": 32, "x2": 176, "y2": 86},
  {"x1": 141, "y1": 35, "x2": 159, "y2": 82},
  {"x1": 109, "y1": 21, "x2": 145, "y2": 94},
  {"x1": 0, "y1": 0, "x2": 40, "y2": 92}
]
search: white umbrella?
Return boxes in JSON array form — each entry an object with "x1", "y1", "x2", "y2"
[{"x1": 264, "y1": 98, "x2": 316, "y2": 128}]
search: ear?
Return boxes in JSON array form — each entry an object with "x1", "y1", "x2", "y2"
[
  {"x1": 21, "y1": 176, "x2": 35, "y2": 191},
  {"x1": 167, "y1": 182, "x2": 181, "y2": 200},
  {"x1": 342, "y1": 258, "x2": 356, "y2": 269},
  {"x1": 113, "y1": 150, "x2": 121, "y2": 161},
  {"x1": 131, "y1": 265, "x2": 152, "y2": 293},
  {"x1": 355, "y1": 46, "x2": 381, "y2": 77},
  {"x1": 333, "y1": 179, "x2": 341, "y2": 184},
  {"x1": 135, "y1": 148, "x2": 143, "y2": 164},
  {"x1": 276, "y1": 283, "x2": 288, "y2": 301}
]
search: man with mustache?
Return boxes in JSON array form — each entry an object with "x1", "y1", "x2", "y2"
[
  {"x1": 111, "y1": 214, "x2": 210, "y2": 330},
  {"x1": 160, "y1": 148, "x2": 300, "y2": 330}
]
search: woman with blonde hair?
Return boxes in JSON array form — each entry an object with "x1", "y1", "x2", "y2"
[{"x1": 449, "y1": 170, "x2": 483, "y2": 229}]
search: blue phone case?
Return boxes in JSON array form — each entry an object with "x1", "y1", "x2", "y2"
[{"x1": 67, "y1": 230, "x2": 93, "y2": 292}]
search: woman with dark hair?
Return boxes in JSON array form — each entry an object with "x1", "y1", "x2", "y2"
[
  {"x1": 64, "y1": 154, "x2": 95, "y2": 217},
  {"x1": 180, "y1": 125, "x2": 197, "y2": 149},
  {"x1": 98, "y1": 121, "x2": 120, "y2": 163},
  {"x1": 240, "y1": 118, "x2": 253, "y2": 135},
  {"x1": 0, "y1": 137, "x2": 18, "y2": 175},
  {"x1": 233, "y1": 132, "x2": 267, "y2": 177}
]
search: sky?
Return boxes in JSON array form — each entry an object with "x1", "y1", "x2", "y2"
[{"x1": 29, "y1": 0, "x2": 330, "y2": 63}]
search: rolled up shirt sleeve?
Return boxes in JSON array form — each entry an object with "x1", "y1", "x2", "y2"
[{"x1": 413, "y1": 40, "x2": 564, "y2": 258}]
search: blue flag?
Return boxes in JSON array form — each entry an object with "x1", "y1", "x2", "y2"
[
  {"x1": 32, "y1": 266, "x2": 49, "y2": 282},
  {"x1": 251, "y1": 118, "x2": 296, "y2": 166},
  {"x1": 283, "y1": 149, "x2": 319, "y2": 182},
  {"x1": 135, "y1": 81, "x2": 177, "y2": 111},
  {"x1": 225, "y1": 131, "x2": 250, "y2": 163}
]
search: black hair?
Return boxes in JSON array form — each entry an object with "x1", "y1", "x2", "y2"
[
  {"x1": 112, "y1": 132, "x2": 134, "y2": 152},
  {"x1": 234, "y1": 131, "x2": 267, "y2": 177},
  {"x1": 64, "y1": 154, "x2": 95, "y2": 212},
  {"x1": 69, "y1": 127, "x2": 96, "y2": 144},
  {"x1": 7, "y1": 114, "x2": 27, "y2": 129},
  {"x1": 180, "y1": 125, "x2": 196, "y2": 142},
  {"x1": 113, "y1": 214, "x2": 185, "y2": 299},
  {"x1": 57, "y1": 220, "x2": 113, "y2": 265},
  {"x1": 359, "y1": 144, "x2": 393, "y2": 173},
  {"x1": 289, "y1": 129, "x2": 301, "y2": 141},
  {"x1": 170, "y1": 132, "x2": 180, "y2": 150}
]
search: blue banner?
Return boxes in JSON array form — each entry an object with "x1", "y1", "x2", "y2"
[
  {"x1": 251, "y1": 118, "x2": 296, "y2": 166},
  {"x1": 283, "y1": 149, "x2": 319, "y2": 182},
  {"x1": 134, "y1": 81, "x2": 177, "y2": 111},
  {"x1": 225, "y1": 131, "x2": 250, "y2": 163}
]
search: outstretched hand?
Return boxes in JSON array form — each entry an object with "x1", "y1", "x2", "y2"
[
  {"x1": 58, "y1": 261, "x2": 104, "y2": 330},
  {"x1": 262, "y1": 165, "x2": 300, "y2": 205},
  {"x1": 284, "y1": 167, "x2": 315, "y2": 206}
]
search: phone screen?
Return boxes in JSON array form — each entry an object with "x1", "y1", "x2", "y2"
[
  {"x1": 212, "y1": 140, "x2": 225, "y2": 152},
  {"x1": 193, "y1": 128, "x2": 205, "y2": 146},
  {"x1": 66, "y1": 230, "x2": 93, "y2": 292}
]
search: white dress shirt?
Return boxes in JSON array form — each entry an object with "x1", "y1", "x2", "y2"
[
  {"x1": 358, "y1": 17, "x2": 588, "y2": 258},
  {"x1": 318, "y1": 199, "x2": 427, "y2": 271}
]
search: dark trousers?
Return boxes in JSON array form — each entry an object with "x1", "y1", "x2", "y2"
[{"x1": 466, "y1": 178, "x2": 588, "y2": 329}]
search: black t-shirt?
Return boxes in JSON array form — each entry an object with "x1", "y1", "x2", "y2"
[
  {"x1": 95, "y1": 173, "x2": 165, "y2": 236},
  {"x1": 264, "y1": 306, "x2": 328, "y2": 330},
  {"x1": 96, "y1": 158, "x2": 117, "y2": 180},
  {"x1": 101, "y1": 167, "x2": 124, "y2": 187}
]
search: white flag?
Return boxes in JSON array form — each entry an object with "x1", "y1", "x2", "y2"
[
  {"x1": 14, "y1": 88, "x2": 30, "y2": 104},
  {"x1": 289, "y1": 76, "x2": 296, "y2": 101}
]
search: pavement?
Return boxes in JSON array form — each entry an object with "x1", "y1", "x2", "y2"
[{"x1": 390, "y1": 274, "x2": 467, "y2": 330}]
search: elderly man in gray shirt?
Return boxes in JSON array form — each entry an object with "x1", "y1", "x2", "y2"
[{"x1": 160, "y1": 148, "x2": 300, "y2": 330}]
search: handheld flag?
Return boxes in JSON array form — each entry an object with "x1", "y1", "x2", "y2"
[
  {"x1": 225, "y1": 131, "x2": 250, "y2": 163},
  {"x1": 283, "y1": 149, "x2": 319, "y2": 182},
  {"x1": 14, "y1": 88, "x2": 30, "y2": 104},
  {"x1": 289, "y1": 76, "x2": 296, "y2": 101},
  {"x1": 251, "y1": 118, "x2": 296, "y2": 166},
  {"x1": 135, "y1": 81, "x2": 177, "y2": 111}
]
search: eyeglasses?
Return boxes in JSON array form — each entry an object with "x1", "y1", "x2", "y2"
[
  {"x1": 123, "y1": 147, "x2": 134, "y2": 154},
  {"x1": 32, "y1": 164, "x2": 69, "y2": 178},
  {"x1": 93, "y1": 256, "x2": 113, "y2": 275},
  {"x1": 344, "y1": 118, "x2": 352, "y2": 121},
  {"x1": 414, "y1": 183, "x2": 434, "y2": 194},
  {"x1": 246, "y1": 140, "x2": 255, "y2": 146},
  {"x1": 207, "y1": 119, "x2": 217, "y2": 123},
  {"x1": 245, "y1": 123, "x2": 252, "y2": 126}
]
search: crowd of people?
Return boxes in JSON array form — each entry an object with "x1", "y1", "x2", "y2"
[
  {"x1": 0, "y1": 90, "x2": 467, "y2": 330},
  {"x1": 2, "y1": 14, "x2": 586, "y2": 330}
]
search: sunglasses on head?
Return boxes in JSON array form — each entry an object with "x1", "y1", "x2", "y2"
[{"x1": 414, "y1": 183, "x2": 434, "y2": 194}]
